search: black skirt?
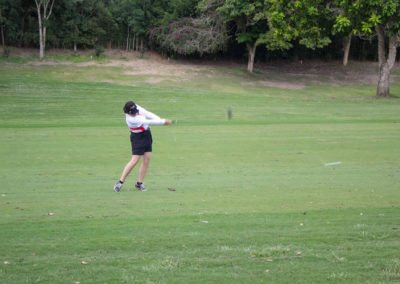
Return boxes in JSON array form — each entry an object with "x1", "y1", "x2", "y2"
[{"x1": 130, "y1": 129, "x2": 153, "y2": 155}]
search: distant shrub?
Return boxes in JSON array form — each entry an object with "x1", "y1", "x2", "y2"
[
  {"x1": 149, "y1": 15, "x2": 227, "y2": 56},
  {"x1": 3, "y1": 47, "x2": 10, "y2": 57},
  {"x1": 94, "y1": 45, "x2": 104, "y2": 57}
]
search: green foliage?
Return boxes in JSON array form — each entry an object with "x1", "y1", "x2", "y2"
[
  {"x1": 334, "y1": 0, "x2": 400, "y2": 36},
  {"x1": 120, "y1": 0, "x2": 149, "y2": 36},
  {"x1": 0, "y1": 0, "x2": 398, "y2": 61},
  {"x1": 0, "y1": 0, "x2": 25, "y2": 45},
  {"x1": 261, "y1": 9, "x2": 295, "y2": 50},
  {"x1": 236, "y1": 32, "x2": 256, "y2": 44},
  {"x1": 60, "y1": 0, "x2": 105, "y2": 48},
  {"x1": 299, "y1": 28, "x2": 332, "y2": 49},
  {"x1": 218, "y1": 0, "x2": 269, "y2": 47},
  {"x1": 158, "y1": 0, "x2": 200, "y2": 24},
  {"x1": 333, "y1": 15, "x2": 351, "y2": 33},
  {"x1": 0, "y1": 2, "x2": 4, "y2": 26}
]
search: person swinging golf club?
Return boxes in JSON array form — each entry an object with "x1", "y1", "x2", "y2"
[{"x1": 114, "y1": 101, "x2": 172, "y2": 192}]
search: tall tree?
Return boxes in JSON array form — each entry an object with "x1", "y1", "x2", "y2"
[
  {"x1": 62, "y1": 0, "x2": 83, "y2": 52},
  {"x1": 59, "y1": 0, "x2": 117, "y2": 51},
  {"x1": 34, "y1": 0, "x2": 55, "y2": 59},
  {"x1": 113, "y1": 0, "x2": 139, "y2": 51},
  {"x1": 334, "y1": 0, "x2": 400, "y2": 97},
  {"x1": 0, "y1": 1, "x2": 6, "y2": 49},
  {"x1": 332, "y1": 0, "x2": 356, "y2": 66},
  {"x1": 95, "y1": 0, "x2": 118, "y2": 48},
  {"x1": 375, "y1": 24, "x2": 399, "y2": 98},
  {"x1": 113, "y1": 0, "x2": 160, "y2": 52},
  {"x1": 218, "y1": 0, "x2": 269, "y2": 72},
  {"x1": 0, "y1": 0, "x2": 29, "y2": 50},
  {"x1": 130, "y1": 0, "x2": 155, "y2": 52},
  {"x1": 266, "y1": 0, "x2": 332, "y2": 50},
  {"x1": 218, "y1": 0, "x2": 332, "y2": 72}
]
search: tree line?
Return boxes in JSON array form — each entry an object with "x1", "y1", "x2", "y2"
[{"x1": 0, "y1": 0, "x2": 399, "y2": 97}]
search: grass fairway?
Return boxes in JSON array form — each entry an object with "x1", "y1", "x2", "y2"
[{"x1": 0, "y1": 58, "x2": 400, "y2": 283}]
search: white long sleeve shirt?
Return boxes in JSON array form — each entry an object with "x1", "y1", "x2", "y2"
[{"x1": 125, "y1": 104, "x2": 166, "y2": 133}]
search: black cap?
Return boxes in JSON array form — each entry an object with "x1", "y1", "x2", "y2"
[{"x1": 123, "y1": 101, "x2": 139, "y2": 114}]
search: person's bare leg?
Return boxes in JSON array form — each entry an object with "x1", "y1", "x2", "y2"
[
  {"x1": 138, "y1": 152, "x2": 152, "y2": 183},
  {"x1": 119, "y1": 155, "x2": 141, "y2": 182}
]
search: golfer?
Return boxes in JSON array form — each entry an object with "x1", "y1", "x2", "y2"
[{"x1": 114, "y1": 101, "x2": 172, "y2": 192}]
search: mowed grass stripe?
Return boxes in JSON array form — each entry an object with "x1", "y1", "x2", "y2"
[
  {"x1": 1, "y1": 124, "x2": 398, "y2": 218},
  {"x1": 0, "y1": 208, "x2": 399, "y2": 283}
]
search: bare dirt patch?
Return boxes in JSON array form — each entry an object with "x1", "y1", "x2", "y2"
[
  {"x1": 242, "y1": 80, "x2": 305, "y2": 90},
  {"x1": 122, "y1": 60, "x2": 207, "y2": 81},
  {"x1": 257, "y1": 60, "x2": 383, "y2": 85}
]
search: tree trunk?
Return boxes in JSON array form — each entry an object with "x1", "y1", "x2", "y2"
[
  {"x1": 73, "y1": 42, "x2": 77, "y2": 53},
  {"x1": 1, "y1": 25, "x2": 5, "y2": 49},
  {"x1": 42, "y1": 26, "x2": 47, "y2": 57},
  {"x1": 247, "y1": 43, "x2": 256, "y2": 73},
  {"x1": 39, "y1": 23, "x2": 44, "y2": 59},
  {"x1": 376, "y1": 62, "x2": 390, "y2": 97},
  {"x1": 342, "y1": 32, "x2": 352, "y2": 67},
  {"x1": 20, "y1": 17, "x2": 24, "y2": 47},
  {"x1": 36, "y1": 4, "x2": 44, "y2": 59},
  {"x1": 35, "y1": 0, "x2": 55, "y2": 60},
  {"x1": 387, "y1": 36, "x2": 399, "y2": 70},
  {"x1": 126, "y1": 26, "x2": 130, "y2": 51},
  {"x1": 140, "y1": 38, "x2": 143, "y2": 53},
  {"x1": 375, "y1": 32, "x2": 399, "y2": 97},
  {"x1": 375, "y1": 25, "x2": 385, "y2": 67},
  {"x1": 135, "y1": 35, "x2": 139, "y2": 52}
]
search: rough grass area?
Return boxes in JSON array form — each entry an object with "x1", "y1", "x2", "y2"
[{"x1": 0, "y1": 55, "x2": 399, "y2": 283}]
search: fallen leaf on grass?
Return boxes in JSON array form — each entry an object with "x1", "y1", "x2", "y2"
[
  {"x1": 81, "y1": 261, "x2": 88, "y2": 265},
  {"x1": 48, "y1": 212, "x2": 55, "y2": 216},
  {"x1": 295, "y1": 251, "x2": 302, "y2": 256},
  {"x1": 168, "y1": 188, "x2": 176, "y2": 191},
  {"x1": 200, "y1": 220, "x2": 209, "y2": 224}
]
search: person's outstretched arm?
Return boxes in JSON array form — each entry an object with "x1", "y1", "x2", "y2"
[{"x1": 136, "y1": 104, "x2": 162, "y2": 120}]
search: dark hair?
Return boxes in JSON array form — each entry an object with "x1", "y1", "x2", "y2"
[{"x1": 123, "y1": 101, "x2": 138, "y2": 114}]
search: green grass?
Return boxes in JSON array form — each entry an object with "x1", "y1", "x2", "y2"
[
  {"x1": 0, "y1": 49, "x2": 109, "y2": 64},
  {"x1": 0, "y1": 59, "x2": 399, "y2": 283}
]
